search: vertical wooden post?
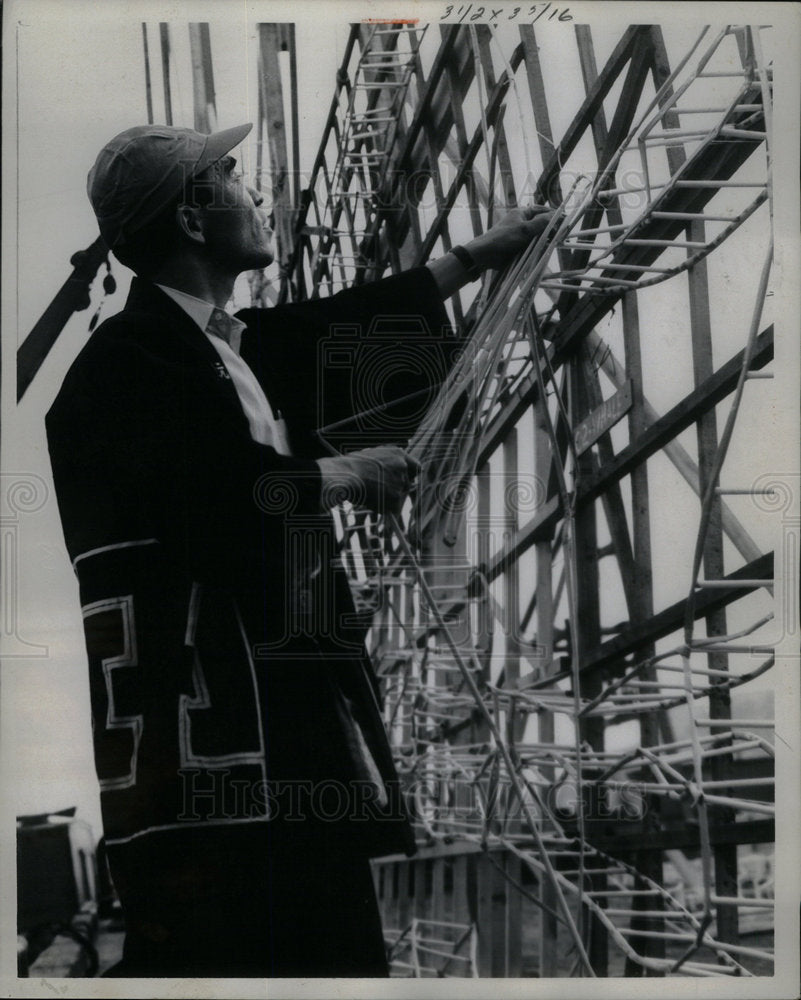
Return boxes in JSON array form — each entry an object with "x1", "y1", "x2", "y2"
[
  {"x1": 571, "y1": 348, "x2": 607, "y2": 977},
  {"x1": 574, "y1": 25, "x2": 664, "y2": 973},
  {"x1": 504, "y1": 429, "x2": 521, "y2": 690},
  {"x1": 142, "y1": 24, "x2": 154, "y2": 125},
  {"x1": 189, "y1": 23, "x2": 217, "y2": 134},
  {"x1": 475, "y1": 851, "x2": 510, "y2": 976},
  {"x1": 476, "y1": 26, "x2": 518, "y2": 210},
  {"x1": 477, "y1": 465, "x2": 494, "y2": 677},
  {"x1": 159, "y1": 23, "x2": 173, "y2": 126},
  {"x1": 397, "y1": 859, "x2": 411, "y2": 934},
  {"x1": 259, "y1": 24, "x2": 296, "y2": 298},
  {"x1": 504, "y1": 851, "x2": 523, "y2": 976},
  {"x1": 452, "y1": 853, "x2": 470, "y2": 933},
  {"x1": 686, "y1": 221, "x2": 738, "y2": 947},
  {"x1": 620, "y1": 288, "x2": 666, "y2": 974},
  {"x1": 534, "y1": 392, "x2": 560, "y2": 977}
]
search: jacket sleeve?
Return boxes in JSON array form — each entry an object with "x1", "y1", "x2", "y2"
[
  {"x1": 237, "y1": 267, "x2": 463, "y2": 455},
  {"x1": 45, "y1": 326, "x2": 323, "y2": 588}
]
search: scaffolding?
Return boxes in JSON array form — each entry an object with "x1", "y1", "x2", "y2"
[{"x1": 297, "y1": 22, "x2": 775, "y2": 977}]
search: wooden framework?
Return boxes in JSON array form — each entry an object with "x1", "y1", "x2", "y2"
[
  {"x1": 16, "y1": 19, "x2": 777, "y2": 980},
  {"x1": 292, "y1": 23, "x2": 775, "y2": 977}
]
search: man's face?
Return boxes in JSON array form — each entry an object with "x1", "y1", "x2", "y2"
[{"x1": 193, "y1": 156, "x2": 274, "y2": 273}]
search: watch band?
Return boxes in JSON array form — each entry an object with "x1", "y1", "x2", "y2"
[{"x1": 450, "y1": 245, "x2": 482, "y2": 282}]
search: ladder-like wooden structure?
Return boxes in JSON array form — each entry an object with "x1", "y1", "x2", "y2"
[
  {"x1": 294, "y1": 23, "x2": 775, "y2": 978},
  {"x1": 18, "y1": 20, "x2": 777, "y2": 979}
]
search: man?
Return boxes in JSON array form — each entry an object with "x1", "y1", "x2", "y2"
[{"x1": 46, "y1": 122, "x2": 552, "y2": 977}]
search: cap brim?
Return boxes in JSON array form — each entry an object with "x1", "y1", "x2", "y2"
[{"x1": 196, "y1": 122, "x2": 254, "y2": 174}]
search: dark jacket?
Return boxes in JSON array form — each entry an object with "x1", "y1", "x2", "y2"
[{"x1": 45, "y1": 269, "x2": 453, "y2": 900}]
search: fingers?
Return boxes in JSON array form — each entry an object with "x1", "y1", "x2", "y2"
[
  {"x1": 402, "y1": 450, "x2": 421, "y2": 477},
  {"x1": 337, "y1": 445, "x2": 420, "y2": 514},
  {"x1": 522, "y1": 203, "x2": 552, "y2": 218}
]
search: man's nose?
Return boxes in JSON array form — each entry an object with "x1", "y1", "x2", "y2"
[{"x1": 248, "y1": 185, "x2": 263, "y2": 208}]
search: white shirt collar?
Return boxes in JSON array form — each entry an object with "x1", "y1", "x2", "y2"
[{"x1": 156, "y1": 284, "x2": 247, "y2": 354}]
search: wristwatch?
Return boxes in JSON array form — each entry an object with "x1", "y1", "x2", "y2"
[{"x1": 450, "y1": 245, "x2": 482, "y2": 282}]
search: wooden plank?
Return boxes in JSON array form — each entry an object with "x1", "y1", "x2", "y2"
[
  {"x1": 505, "y1": 852, "x2": 523, "y2": 977},
  {"x1": 159, "y1": 23, "x2": 173, "y2": 125},
  {"x1": 142, "y1": 24, "x2": 154, "y2": 125},
  {"x1": 397, "y1": 859, "x2": 411, "y2": 933},
  {"x1": 519, "y1": 25, "x2": 556, "y2": 168},
  {"x1": 281, "y1": 24, "x2": 300, "y2": 208},
  {"x1": 442, "y1": 29, "x2": 485, "y2": 243},
  {"x1": 534, "y1": 395, "x2": 560, "y2": 975},
  {"x1": 414, "y1": 858, "x2": 428, "y2": 930},
  {"x1": 417, "y1": 42, "x2": 527, "y2": 262},
  {"x1": 259, "y1": 25, "x2": 295, "y2": 288},
  {"x1": 534, "y1": 26, "x2": 648, "y2": 203},
  {"x1": 475, "y1": 852, "x2": 507, "y2": 976},
  {"x1": 503, "y1": 430, "x2": 521, "y2": 688},
  {"x1": 686, "y1": 215, "x2": 739, "y2": 946},
  {"x1": 476, "y1": 465, "x2": 494, "y2": 678},
  {"x1": 573, "y1": 380, "x2": 632, "y2": 456},
  {"x1": 577, "y1": 326, "x2": 773, "y2": 506},
  {"x1": 571, "y1": 347, "x2": 608, "y2": 976},
  {"x1": 585, "y1": 817, "x2": 774, "y2": 855},
  {"x1": 580, "y1": 362, "x2": 639, "y2": 629},
  {"x1": 452, "y1": 853, "x2": 470, "y2": 928},
  {"x1": 577, "y1": 552, "x2": 773, "y2": 681},
  {"x1": 567, "y1": 37, "x2": 668, "y2": 968},
  {"x1": 188, "y1": 23, "x2": 217, "y2": 133},
  {"x1": 476, "y1": 25, "x2": 517, "y2": 209},
  {"x1": 17, "y1": 237, "x2": 108, "y2": 401}
]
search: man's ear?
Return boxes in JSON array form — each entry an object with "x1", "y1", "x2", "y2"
[{"x1": 175, "y1": 202, "x2": 206, "y2": 245}]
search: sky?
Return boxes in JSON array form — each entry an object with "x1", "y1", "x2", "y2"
[{"x1": 1, "y1": 0, "x2": 798, "y2": 913}]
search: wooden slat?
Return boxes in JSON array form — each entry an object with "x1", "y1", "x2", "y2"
[
  {"x1": 686, "y1": 214, "x2": 738, "y2": 946},
  {"x1": 577, "y1": 327, "x2": 773, "y2": 506},
  {"x1": 571, "y1": 347, "x2": 607, "y2": 976},
  {"x1": 535, "y1": 26, "x2": 648, "y2": 203},
  {"x1": 188, "y1": 23, "x2": 217, "y2": 133},
  {"x1": 505, "y1": 852, "x2": 523, "y2": 976},
  {"x1": 534, "y1": 395, "x2": 560, "y2": 975},
  {"x1": 259, "y1": 24, "x2": 295, "y2": 293},
  {"x1": 503, "y1": 430, "x2": 521, "y2": 688},
  {"x1": 577, "y1": 552, "x2": 773, "y2": 681},
  {"x1": 17, "y1": 237, "x2": 108, "y2": 401}
]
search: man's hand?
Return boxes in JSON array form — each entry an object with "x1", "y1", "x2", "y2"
[
  {"x1": 425, "y1": 204, "x2": 555, "y2": 298},
  {"x1": 316, "y1": 446, "x2": 419, "y2": 515},
  {"x1": 469, "y1": 205, "x2": 555, "y2": 271}
]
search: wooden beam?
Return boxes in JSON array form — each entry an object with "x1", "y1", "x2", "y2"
[
  {"x1": 535, "y1": 26, "x2": 648, "y2": 203},
  {"x1": 259, "y1": 24, "x2": 295, "y2": 294},
  {"x1": 476, "y1": 325, "x2": 771, "y2": 592},
  {"x1": 17, "y1": 238, "x2": 108, "y2": 401},
  {"x1": 416, "y1": 42, "x2": 526, "y2": 262},
  {"x1": 159, "y1": 23, "x2": 173, "y2": 126},
  {"x1": 582, "y1": 818, "x2": 774, "y2": 856},
  {"x1": 687, "y1": 212, "x2": 739, "y2": 945},
  {"x1": 188, "y1": 23, "x2": 217, "y2": 133},
  {"x1": 576, "y1": 552, "x2": 773, "y2": 681},
  {"x1": 578, "y1": 326, "x2": 773, "y2": 506}
]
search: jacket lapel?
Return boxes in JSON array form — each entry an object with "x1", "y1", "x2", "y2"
[{"x1": 124, "y1": 279, "x2": 248, "y2": 424}]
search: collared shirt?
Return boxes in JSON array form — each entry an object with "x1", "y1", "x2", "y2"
[{"x1": 156, "y1": 284, "x2": 292, "y2": 456}]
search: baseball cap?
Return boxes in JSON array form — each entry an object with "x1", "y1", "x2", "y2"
[{"x1": 87, "y1": 122, "x2": 253, "y2": 248}]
